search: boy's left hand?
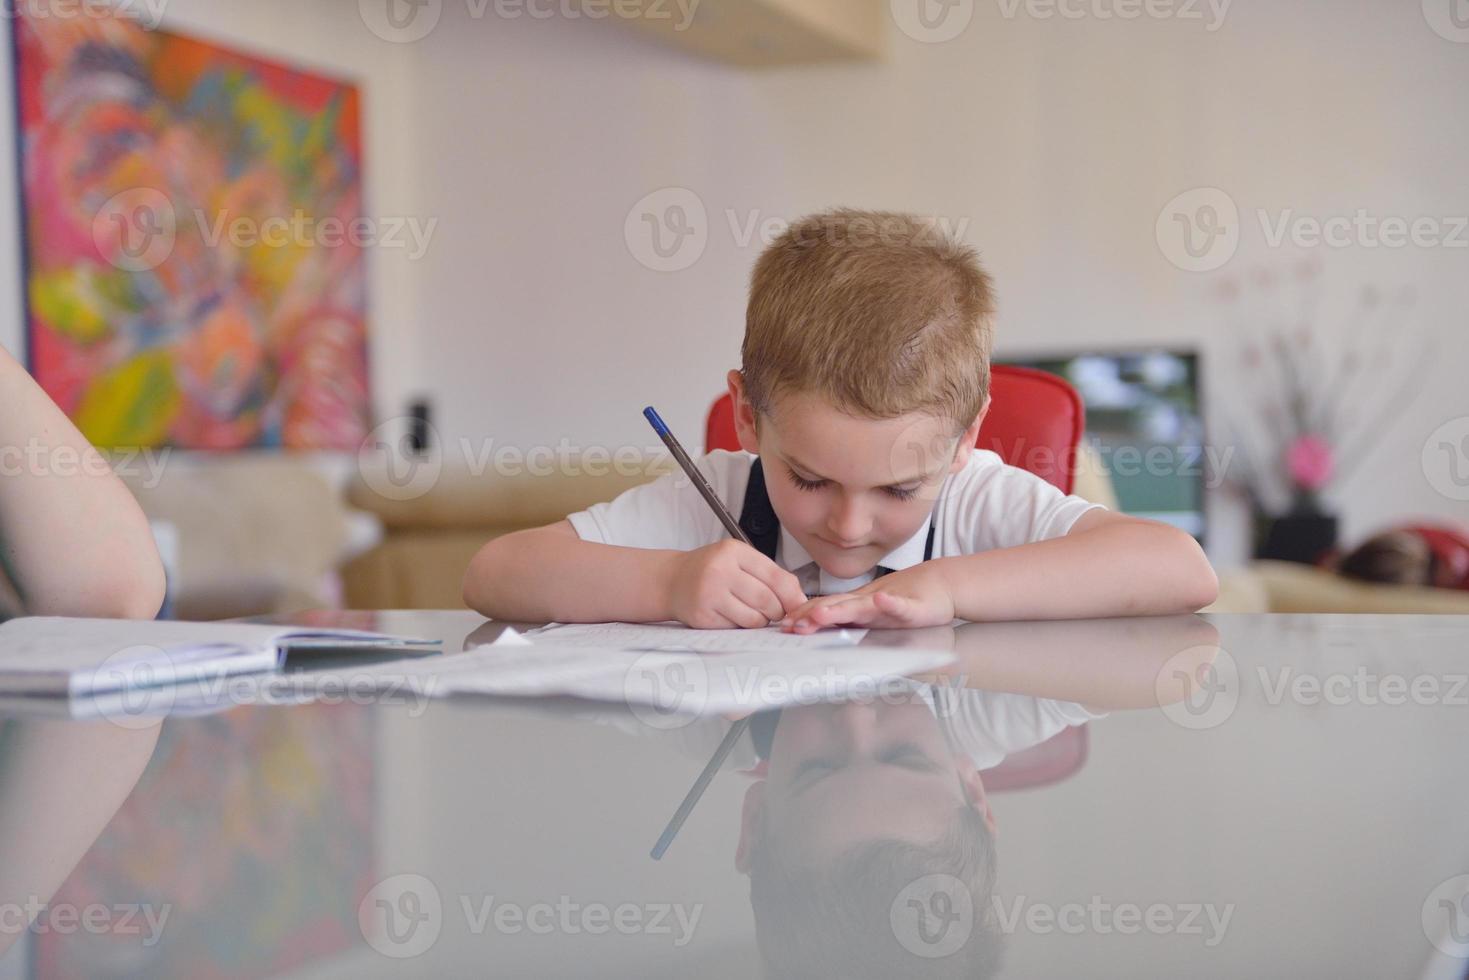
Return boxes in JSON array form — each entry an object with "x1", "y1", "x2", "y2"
[{"x1": 779, "y1": 563, "x2": 956, "y2": 633}]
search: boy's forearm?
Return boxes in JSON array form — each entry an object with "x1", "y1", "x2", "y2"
[
  {"x1": 463, "y1": 530, "x2": 679, "y2": 624},
  {"x1": 934, "y1": 522, "x2": 1218, "y2": 622}
]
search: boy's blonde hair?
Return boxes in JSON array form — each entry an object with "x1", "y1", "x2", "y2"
[{"x1": 743, "y1": 208, "x2": 996, "y2": 436}]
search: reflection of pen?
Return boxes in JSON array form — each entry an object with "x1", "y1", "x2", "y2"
[
  {"x1": 651, "y1": 718, "x2": 748, "y2": 860},
  {"x1": 642, "y1": 405, "x2": 752, "y2": 859}
]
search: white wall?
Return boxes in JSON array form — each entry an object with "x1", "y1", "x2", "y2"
[{"x1": 5, "y1": 1, "x2": 1466, "y2": 565}]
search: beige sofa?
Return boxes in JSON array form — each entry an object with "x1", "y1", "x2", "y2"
[
  {"x1": 1217, "y1": 559, "x2": 1469, "y2": 615},
  {"x1": 342, "y1": 456, "x2": 678, "y2": 610},
  {"x1": 119, "y1": 456, "x2": 367, "y2": 620}
]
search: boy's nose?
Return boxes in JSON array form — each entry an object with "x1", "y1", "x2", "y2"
[
  {"x1": 830, "y1": 701, "x2": 878, "y2": 753},
  {"x1": 826, "y1": 495, "x2": 871, "y2": 544}
]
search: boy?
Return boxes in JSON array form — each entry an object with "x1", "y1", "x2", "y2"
[
  {"x1": 463, "y1": 209, "x2": 1217, "y2": 629},
  {"x1": 0, "y1": 346, "x2": 165, "y2": 621},
  {"x1": 737, "y1": 695, "x2": 1008, "y2": 978}
]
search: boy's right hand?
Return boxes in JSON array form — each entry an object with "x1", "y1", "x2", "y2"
[{"x1": 667, "y1": 540, "x2": 808, "y2": 629}]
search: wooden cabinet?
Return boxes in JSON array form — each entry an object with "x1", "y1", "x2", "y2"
[{"x1": 614, "y1": 0, "x2": 886, "y2": 67}]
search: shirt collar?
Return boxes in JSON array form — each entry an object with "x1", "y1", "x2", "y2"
[{"x1": 777, "y1": 513, "x2": 933, "y2": 578}]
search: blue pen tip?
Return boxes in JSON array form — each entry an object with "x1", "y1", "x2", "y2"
[{"x1": 643, "y1": 406, "x2": 669, "y2": 436}]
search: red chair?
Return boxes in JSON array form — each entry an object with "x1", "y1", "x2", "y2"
[
  {"x1": 704, "y1": 364, "x2": 1086, "y2": 494},
  {"x1": 706, "y1": 364, "x2": 1092, "y2": 792}
]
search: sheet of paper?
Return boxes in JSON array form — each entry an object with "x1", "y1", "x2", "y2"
[
  {"x1": 485, "y1": 626, "x2": 533, "y2": 647},
  {"x1": 522, "y1": 622, "x2": 867, "y2": 652},
  {"x1": 265, "y1": 624, "x2": 950, "y2": 718},
  {"x1": 439, "y1": 643, "x2": 954, "y2": 716}
]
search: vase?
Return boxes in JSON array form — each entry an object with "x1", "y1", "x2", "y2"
[{"x1": 1253, "y1": 492, "x2": 1339, "y2": 565}]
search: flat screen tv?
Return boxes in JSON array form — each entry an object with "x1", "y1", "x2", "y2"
[{"x1": 997, "y1": 349, "x2": 1206, "y2": 543}]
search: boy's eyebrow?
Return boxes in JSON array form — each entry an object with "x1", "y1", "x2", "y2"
[{"x1": 782, "y1": 452, "x2": 930, "y2": 487}]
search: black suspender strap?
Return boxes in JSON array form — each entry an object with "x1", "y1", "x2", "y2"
[{"x1": 738, "y1": 457, "x2": 782, "y2": 562}]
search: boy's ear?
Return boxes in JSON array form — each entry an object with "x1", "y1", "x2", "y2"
[
  {"x1": 734, "y1": 777, "x2": 767, "y2": 875},
  {"x1": 948, "y1": 395, "x2": 991, "y2": 474},
  {"x1": 958, "y1": 763, "x2": 997, "y2": 836},
  {"x1": 726, "y1": 369, "x2": 762, "y2": 455}
]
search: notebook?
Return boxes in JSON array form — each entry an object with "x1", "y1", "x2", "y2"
[{"x1": 0, "y1": 617, "x2": 440, "y2": 699}]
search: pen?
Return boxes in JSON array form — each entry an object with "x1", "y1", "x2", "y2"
[
  {"x1": 641, "y1": 404, "x2": 754, "y2": 859},
  {"x1": 643, "y1": 406, "x2": 752, "y2": 546}
]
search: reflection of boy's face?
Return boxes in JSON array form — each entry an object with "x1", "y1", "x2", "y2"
[
  {"x1": 736, "y1": 700, "x2": 995, "y2": 873},
  {"x1": 727, "y1": 371, "x2": 986, "y2": 581}
]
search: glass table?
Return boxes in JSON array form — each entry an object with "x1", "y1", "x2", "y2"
[{"x1": 2, "y1": 611, "x2": 1468, "y2": 979}]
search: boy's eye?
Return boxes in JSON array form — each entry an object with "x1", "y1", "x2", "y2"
[
  {"x1": 796, "y1": 758, "x2": 837, "y2": 782},
  {"x1": 787, "y1": 472, "x2": 828, "y2": 493},
  {"x1": 881, "y1": 744, "x2": 935, "y2": 770},
  {"x1": 788, "y1": 470, "x2": 920, "y2": 501}
]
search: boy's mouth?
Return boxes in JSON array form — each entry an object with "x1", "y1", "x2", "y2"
[{"x1": 818, "y1": 536, "x2": 867, "y2": 550}]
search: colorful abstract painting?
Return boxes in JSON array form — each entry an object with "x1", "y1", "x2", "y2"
[{"x1": 14, "y1": 12, "x2": 370, "y2": 449}]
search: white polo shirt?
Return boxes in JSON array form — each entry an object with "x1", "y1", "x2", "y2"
[{"x1": 567, "y1": 449, "x2": 1106, "y2": 596}]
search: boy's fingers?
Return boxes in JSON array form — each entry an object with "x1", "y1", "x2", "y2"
[
  {"x1": 793, "y1": 595, "x2": 875, "y2": 630},
  {"x1": 690, "y1": 611, "x2": 738, "y2": 629},
  {"x1": 780, "y1": 594, "x2": 844, "y2": 626},
  {"x1": 872, "y1": 591, "x2": 911, "y2": 613},
  {"x1": 742, "y1": 554, "x2": 808, "y2": 614},
  {"x1": 730, "y1": 575, "x2": 785, "y2": 624},
  {"x1": 719, "y1": 595, "x2": 774, "y2": 630},
  {"x1": 819, "y1": 596, "x2": 871, "y2": 620}
]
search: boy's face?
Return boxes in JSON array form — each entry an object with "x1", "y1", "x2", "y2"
[
  {"x1": 734, "y1": 699, "x2": 994, "y2": 872},
  {"x1": 727, "y1": 370, "x2": 987, "y2": 580}
]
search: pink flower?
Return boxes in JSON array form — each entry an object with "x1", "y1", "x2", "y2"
[{"x1": 1287, "y1": 434, "x2": 1334, "y2": 491}]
